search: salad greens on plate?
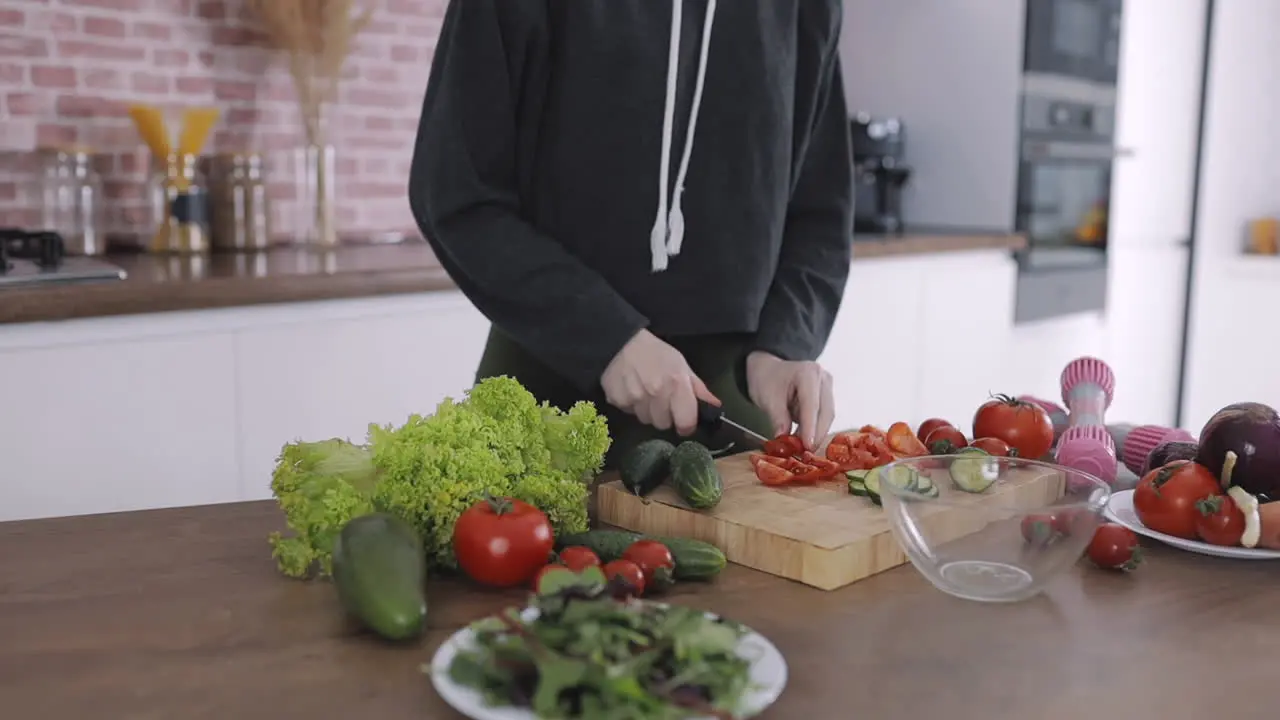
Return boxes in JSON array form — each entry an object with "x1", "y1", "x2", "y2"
[{"x1": 437, "y1": 573, "x2": 757, "y2": 719}]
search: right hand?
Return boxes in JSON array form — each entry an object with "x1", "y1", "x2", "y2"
[{"x1": 600, "y1": 330, "x2": 720, "y2": 436}]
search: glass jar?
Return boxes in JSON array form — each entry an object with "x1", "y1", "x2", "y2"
[
  {"x1": 147, "y1": 152, "x2": 209, "y2": 254},
  {"x1": 208, "y1": 153, "x2": 272, "y2": 251},
  {"x1": 36, "y1": 147, "x2": 106, "y2": 255}
]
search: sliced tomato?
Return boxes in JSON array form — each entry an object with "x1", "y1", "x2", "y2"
[
  {"x1": 798, "y1": 451, "x2": 842, "y2": 479},
  {"x1": 859, "y1": 425, "x2": 887, "y2": 438},
  {"x1": 827, "y1": 431, "x2": 896, "y2": 470},
  {"x1": 754, "y1": 461, "x2": 794, "y2": 486},
  {"x1": 886, "y1": 422, "x2": 929, "y2": 457},
  {"x1": 763, "y1": 434, "x2": 805, "y2": 458}
]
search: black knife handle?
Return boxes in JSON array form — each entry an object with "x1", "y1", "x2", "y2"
[{"x1": 696, "y1": 400, "x2": 724, "y2": 431}]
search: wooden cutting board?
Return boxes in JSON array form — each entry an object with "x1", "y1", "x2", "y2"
[{"x1": 597, "y1": 449, "x2": 1065, "y2": 591}]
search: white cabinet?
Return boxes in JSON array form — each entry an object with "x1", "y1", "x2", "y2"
[
  {"x1": 915, "y1": 251, "x2": 1018, "y2": 435},
  {"x1": 1108, "y1": 0, "x2": 1209, "y2": 244},
  {"x1": 0, "y1": 333, "x2": 241, "y2": 521},
  {"x1": 234, "y1": 296, "x2": 489, "y2": 500}
]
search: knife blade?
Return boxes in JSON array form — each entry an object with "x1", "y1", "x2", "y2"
[{"x1": 696, "y1": 400, "x2": 770, "y2": 451}]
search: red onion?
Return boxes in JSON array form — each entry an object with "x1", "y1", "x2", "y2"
[{"x1": 1196, "y1": 402, "x2": 1280, "y2": 502}]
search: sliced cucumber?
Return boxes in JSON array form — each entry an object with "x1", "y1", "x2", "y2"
[
  {"x1": 949, "y1": 448, "x2": 1000, "y2": 493},
  {"x1": 915, "y1": 473, "x2": 941, "y2": 499},
  {"x1": 862, "y1": 465, "x2": 923, "y2": 505},
  {"x1": 846, "y1": 469, "x2": 870, "y2": 496}
]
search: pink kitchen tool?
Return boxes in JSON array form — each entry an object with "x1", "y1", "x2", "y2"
[
  {"x1": 1055, "y1": 356, "x2": 1119, "y2": 486},
  {"x1": 1120, "y1": 424, "x2": 1196, "y2": 476}
]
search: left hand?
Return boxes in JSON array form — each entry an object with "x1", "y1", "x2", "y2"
[{"x1": 744, "y1": 351, "x2": 835, "y2": 450}]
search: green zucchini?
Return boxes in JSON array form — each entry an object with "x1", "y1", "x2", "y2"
[
  {"x1": 669, "y1": 441, "x2": 724, "y2": 510},
  {"x1": 556, "y1": 530, "x2": 726, "y2": 580},
  {"x1": 618, "y1": 439, "x2": 676, "y2": 497},
  {"x1": 331, "y1": 513, "x2": 427, "y2": 642},
  {"x1": 949, "y1": 447, "x2": 1000, "y2": 493}
]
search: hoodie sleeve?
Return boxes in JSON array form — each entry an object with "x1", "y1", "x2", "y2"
[
  {"x1": 751, "y1": 29, "x2": 854, "y2": 363},
  {"x1": 408, "y1": 0, "x2": 649, "y2": 394}
]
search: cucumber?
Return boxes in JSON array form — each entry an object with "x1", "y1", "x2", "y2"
[
  {"x1": 557, "y1": 530, "x2": 726, "y2": 580},
  {"x1": 949, "y1": 447, "x2": 1000, "y2": 493},
  {"x1": 331, "y1": 513, "x2": 427, "y2": 641},
  {"x1": 861, "y1": 465, "x2": 928, "y2": 505},
  {"x1": 618, "y1": 439, "x2": 676, "y2": 497},
  {"x1": 669, "y1": 441, "x2": 724, "y2": 510},
  {"x1": 847, "y1": 469, "x2": 869, "y2": 497}
]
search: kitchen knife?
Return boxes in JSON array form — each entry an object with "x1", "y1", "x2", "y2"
[{"x1": 696, "y1": 400, "x2": 770, "y2": 452}]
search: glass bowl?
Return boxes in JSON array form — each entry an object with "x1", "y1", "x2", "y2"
[{"x1": 873, "y1": 453, "x2": 1111, "y2": 603}]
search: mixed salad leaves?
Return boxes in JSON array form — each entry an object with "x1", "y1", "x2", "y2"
[{"x1": 442, "y1": 570, "x2": 756, "y2": 719}]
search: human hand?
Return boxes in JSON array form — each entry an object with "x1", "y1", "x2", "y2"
[
  {"x1": 745, "y1": 351, "x2": 835, "y2": 450},
  {"x1": 600, "y1": 330, "x2": 721, "y2": 435}
]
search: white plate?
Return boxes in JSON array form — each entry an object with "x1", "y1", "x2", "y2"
[
  {"x1": 1104, "y1": 489, "x2": 1280, "y2": 559},
  {"x1": 429, "y1": 605, "x2": 788, "y2": 720}
]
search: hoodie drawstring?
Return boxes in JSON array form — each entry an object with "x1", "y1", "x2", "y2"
[{"x1": 649, "y1": 0, "x2": 717, "y2": 273}]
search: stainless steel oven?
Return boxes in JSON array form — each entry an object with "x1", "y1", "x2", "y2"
[{"x1": 1024, "y1": 0, "x2": 1123, "y2": 85}]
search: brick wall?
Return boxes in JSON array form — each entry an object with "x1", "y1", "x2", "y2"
[{"x1": 0, "y1": 0, "x2": 445, "y2": 243}]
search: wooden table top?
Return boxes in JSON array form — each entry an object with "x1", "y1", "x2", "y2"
[
  {"x1": 4, "y1": 498, "x2": 1264, "y2": 720},
  {"x1": 0, "y1": 233, "x2": 1024, "y2": 325}
]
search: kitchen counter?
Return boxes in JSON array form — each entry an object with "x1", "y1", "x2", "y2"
[
  {"x1": 0, "y1": 233, "x2": 1024, "y2": 325},
  {"x1": 0, "y1": 499, "x2": 1272, "y2": 719}
]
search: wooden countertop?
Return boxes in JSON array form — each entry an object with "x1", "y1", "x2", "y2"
[
  {"x1": 0, "y1": 233, "x2": 1024, "y2": 326},
  {"x1": 0, "y1": 500, "x2": 1272, "y2": 719}
]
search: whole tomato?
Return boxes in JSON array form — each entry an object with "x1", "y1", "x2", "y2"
[
  {"x1": 602, "y1": 559, "x2": 646, "y2": 599},
  {"x1": 924, "y1": 425, "x2": 968, "y2": 454},
  {"x1": 1020, "y1": 513, "x2": 1058, "y2": 546},
  {"x1": 972, "y1": 395, "x2": 1055, "y2": 460},
  {"x1": 1086, "y1": 523, "x2": 1142, "y2": 571},
  {"x1": 558, "y1": 546, "x2": 601, "y2": 572},
  {"x1": 452, "y1": 496, "x2": 554, "y2": 588},
  {"x1": 622, "y1": 540, "x2": 675, "y2": 591},
  {"x1": 970, "y1": 437, "x2": 1014, "y2": 457},
  {"x1": 916, "y1": 418, "x2": 954, "y2": 444},
  {"x1": 1133, "y1": 461, "x2": 1220, "y2": 540},
  {"x1": 1194, "y1": 494, "x2": 1245, "y2": 547}
]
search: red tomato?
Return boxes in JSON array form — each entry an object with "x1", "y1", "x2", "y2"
[
  {"x1": 969, "y1": 437, "x2": 1014, "y2": 457},
  {"x1": 1020, "y1": 513, "x2": 1059, "y2": 546},
  {"x1": 1259, "y1": 502, "x2": 1280, "y2": 550},
  {"x1": 924, "y1": 425, "x2": 968, "y2": 454},
  {"x1": 859, "y1": 425, "x2": 887, "y2": 438},
  {"x1": 602, "y1": 559, "x2": 646, "y2": 598},
  {"x1": 1133, "y1": 461, "x2": 1220, "y2": 540},
  {"x1": 622, "y1": 540, "x2": 675, "y2": 591},
  {"x1": 763, "y1": 434, "x2": 805, "y2": 458},
  {"x1": 753, "y1": 459, "x2": 794, "y2": 486},
  {"x1": 1086, "y1": 523, "x2": 1143, "y2": 571},
  {"x1": 886, "y1": 422, "x2": 929, "y2": 457},
  {"x1": 826, "y1": 431, "x2": 896, "y2": 470},
  {"x1": 1195, "y1": 494, "x2": 1245, "y2": 547},
  {"x1": 972, "y1": 395, "x2": 1055, "y2": 460},
  {"x1": 916, "y1": 418, "x2": 954, "y2": 443},
  {"x1": 532, "y1": 563, "x2": 570, "y2": 591},
  {"x1": 452, "y1": 496, "x2": 554, "y2": 588},
  {"x1": 557, "y1": 546, "x2": 601, "y2": 571}
]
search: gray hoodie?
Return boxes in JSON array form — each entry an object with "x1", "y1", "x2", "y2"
[{"x1": 409, "y1": 0, "x2": 853, "y2": 393}]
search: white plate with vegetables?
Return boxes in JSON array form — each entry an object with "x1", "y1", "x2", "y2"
[
  {"x1": 1105, "y1": 490, "x2": 1280, "y2": 560},
  {"x1": 428, "y1": 581, "x2": 787, "y2": 720}
]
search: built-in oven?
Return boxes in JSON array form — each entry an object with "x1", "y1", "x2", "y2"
[{"x1": 1014, "y1": 0, "x2": 1125, "y2": 324}]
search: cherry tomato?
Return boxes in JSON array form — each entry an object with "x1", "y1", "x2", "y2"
[
  {"x1": 763, "y1": 434, "x2": 805, "y2": 458},
  {"x1": 969, "y1": 437, "x2": 1014, "y2": 457},
  {"x1": 1086, "y1": 523, "x2": 1143, "y2": 571},
  {"x1": 1133, "y1": 460, "x2": 1220, "y2": 540},
  {"x1": 602, "y1": 559, "x2": 646, "y2": 598},
  {"x1": 622, "y1": 540, "x2": 675, "y2": 591},
  {"x1": 859, "y1": 425, "x2": 887, "y2": 438},
  {"x1": 924, "y1": 425, "x2": 968, "y2": 454},
  {"x1": 557, "y1": 546, "x2": 601, "y2": 571},
  {"x1": 916, "y1": 418, "x2": 954, "y2": 443},
  {"x1": 753, "y1": 459, "x2": 794, "y2": 486},
  {"x1": 972, "y1": 395, "x2": 1055, "y2": 460},
  {"x1": 532, "y1": 563, "x2": 570, "y2": 591},
  {"x1": 1020, "y1": 513, "x2": 1059, "y2": 546},
  {"x1": 1195, "y1": 494, "x2": 1246, "y2": 546},
  {"x1": 886, "y1": 422, "x2": 929, "y2": 457},
  {"x1": 453, "y1": 496, "x2": 554, "y2": 588}
]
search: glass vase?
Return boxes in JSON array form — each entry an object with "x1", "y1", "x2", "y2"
[{"x1": 294, "y1": 143, "x2": 338, "y2": 248}]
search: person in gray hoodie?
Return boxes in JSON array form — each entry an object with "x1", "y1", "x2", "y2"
[{"x1": 409, "y1": 0, "x2": 853, "y2": 466}]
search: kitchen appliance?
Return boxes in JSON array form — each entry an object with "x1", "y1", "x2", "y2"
[
  {"x1": 850, "y1": 114, "x2": 911, "y2": 235},
  {"x1": 1013, "y1": 0, "x2": 1125, "y2": 324},
  {"x1": 0, "y1": 229, "x2": 126, "y2": 288}
]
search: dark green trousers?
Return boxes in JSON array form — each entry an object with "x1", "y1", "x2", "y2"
[{"x1": 475, "y1": 326, "x2": 774, "y2": 470}]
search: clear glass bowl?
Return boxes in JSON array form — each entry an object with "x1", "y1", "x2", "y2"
[{"x1": 875, "y1": 454, "x2": 1111, "y2": 603}]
